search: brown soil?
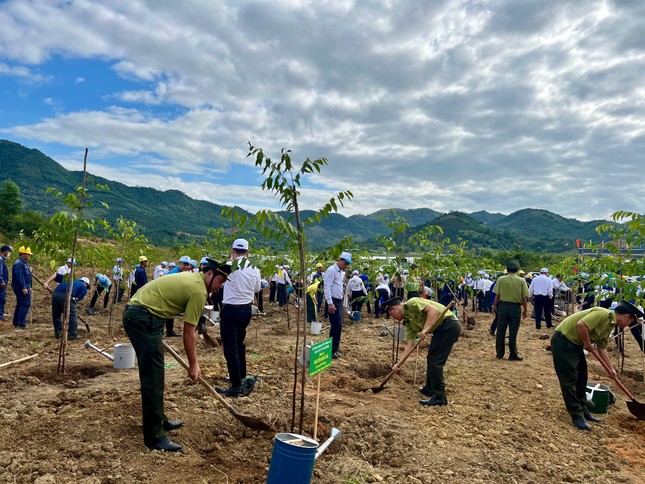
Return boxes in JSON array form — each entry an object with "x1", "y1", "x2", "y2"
[{"x1": 1, "y1": 291, "x2": 644, "y2": 483}]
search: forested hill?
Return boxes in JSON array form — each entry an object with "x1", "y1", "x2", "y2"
[{"x1": 1, "y1": 139, "x2": 608, "y2": 252}]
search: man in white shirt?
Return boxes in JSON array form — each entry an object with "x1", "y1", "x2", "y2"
[
  {"x1": 153, "y1": 261, "x2": 168, "y2": 279},
  {"x1": 276, "y1": 265, "x2": 291, "y2": 307},
  {"x1": 216, "y1": 239, "x2": 261, "y2": 397},
  {"x1": 375, "y1": 276, "x2": 391, "y2": 319},
  {"x1": 324, "y1": 251, "x2": 352, "y2": 358},
  {"x1": 347, "y1": 269, "x2": 368, "y2": 314},
  {"x1": 112, "y1": 258, "x2": 125, "y2": 303},
  {"x1": 529, "y1": 267, "x2": 554, "y2": 329}
]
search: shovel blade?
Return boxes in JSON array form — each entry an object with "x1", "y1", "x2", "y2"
[
  {"x1": 236, "y1": 413, "x2": 274, "y2": 431},
  {"x1": 626, "y1": 400, "x2": 645, "y2": 420}
]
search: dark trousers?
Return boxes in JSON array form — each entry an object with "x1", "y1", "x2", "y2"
[
  {"x1": 123, "y1": 306, "x2": 169, "y2": 447},
  {"x1": 269, "y1": 281, "x2": 277, "y2": 303},
  {"x1": 350, "y1": 290, "x2": 364, "y2": 313},
  {"x1": 495, "y1": 302, "x2": 521, "y2": 358},
  {"x1": 375, "y1": 289, "x2": 390, "y2": 318},
  {"x1": 425, "y1": 317, "x2": 461, "y2": 398},
  {"x1": 306, "y1": 294, "x2": 317, "y2": 323},
  {"x1": 316, "y1": 290, "x2": 323, "y2": 313},
  {"x1": 277, "y1": 283, "x2": 287, "y2": 307},
  {"x1": 551, "y1": 331, "x2": 587, "y2": 420},
  {"x1": 12, "y1": 289, "x2": 31, "y2": 327},
  {"x1": 256, "y1": 290, "x2": 264, "y2": 312},
  {"x1": 534, "y1": 295, "x2": 553, "y2": 328},
  {"x1": 329, "y1": 297, "x2": 343, "y2": 353},
  {"x1": 112, "y1": 283, "x2": 125, "y2": 303},
  {"x1": 490, "y1": 314, "x2": 498, "y2": 335},
  {"x1": 165, "y1": 319, "x2": 176, "y2": 336},
  {"x1": 0, "y1": 285, "x2": 6, "y2": 317},
  {"x1": 220, "y1": 304, "x2": 252, "y2": 388},
  {"x1": 90, "y1": 286, "x2": 109, "y2": 309},
  {"x1": 476, "y1": 290, "x2": 485, "y2": 311},
  {"x1": 52, "y1": 292, "x2": 78, "y2": 337}
]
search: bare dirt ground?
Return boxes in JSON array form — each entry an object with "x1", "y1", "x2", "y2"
[{"x1": 1, "y1": 289, "x2": 644, "y2": 483}]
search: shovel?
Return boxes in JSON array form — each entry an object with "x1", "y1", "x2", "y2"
[
  {"x1": 162, "y1": 342, "x2": 273, "y2": 431},
  {"x1": 592, "y1": 350, "x2": 645, "y2": 420},
  {"x1": 364, "y1": 301, "x2": 455, "y2": 394}
]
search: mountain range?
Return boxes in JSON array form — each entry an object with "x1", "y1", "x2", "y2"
[{"x1": 0, "y1": 139, "x2": 608, "y2": 253}]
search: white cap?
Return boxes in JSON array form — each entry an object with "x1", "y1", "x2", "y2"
[
  {"x1": 383, "y1": 274, "x2": 389, "y2": 279},
  {"x1": 200, "y1": 257, "x2": 208, "y2": 265},
  {"x1": 179, "y1": 255, "x2": 191, "y2": 263},
  {"x1": 66, "y1": 258, "x2": 77, "y2": 264},
  {"x1": 80, "y1": 277, "x2": 90, "y2": 285},
  {"x1": 232, "y1": 238, "x2": 249, "y2": 251},
  {"x1": 403, "y1": 269, "x2": 409, "y2": 274},
  {"x1": 352, "y1": 270, "x2": 359, "y2": 275},
  {"x1": 540, "y1": 267, "x2": 549, "y2": 274},
  {"x1": 161, "y1": 261, "x2": 168, "y2": 266},
  {"x1": 339, "y1": 251, "x2": 352, "y2": 264},
  {"x1": 168, "y1": 262, "x2": 177, "y2": 267}
]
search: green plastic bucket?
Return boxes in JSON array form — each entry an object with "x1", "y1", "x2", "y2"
[{"x1": 586, "y1": 382, "x2": 611, "y2": 414}]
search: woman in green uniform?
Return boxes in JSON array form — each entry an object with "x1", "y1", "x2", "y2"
[{"x1": 551, "y1": 300, "x2": 643, "y2": 430}]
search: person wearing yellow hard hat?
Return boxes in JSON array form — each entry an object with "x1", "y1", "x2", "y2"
[
  {"x1": 11, "y1": 246, "x2": 33, "y2": 328},
  {"x1": 130, "y1": 255, "x2": 149, "y2": 298}
]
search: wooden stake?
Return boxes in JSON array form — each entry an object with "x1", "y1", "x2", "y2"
[
  {"x1": 0, "y1": 353, "x2": 39, "y2": 369},
  {"x1": 313, "y1": 372, "x2": 322, "y2": 441}
]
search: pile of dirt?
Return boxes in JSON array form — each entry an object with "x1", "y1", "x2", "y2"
[{"x1": 1, "y1": 292, "x2": 644, "y2": 483}]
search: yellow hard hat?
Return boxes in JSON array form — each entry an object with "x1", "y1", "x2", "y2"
[
  {"x1": 18, "y1": 246, "x2": 33, "y2": 255},
  {"x1": 316, "y1": 262, "x2": 323, "y2": 268},
  {"x1": 138, "y1": 255, "x2": 148, "y2": 262}
]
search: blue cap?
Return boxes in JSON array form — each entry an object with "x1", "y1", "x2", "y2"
[
  {"x1": 179, "y1": 255, "x2": 191, "y2": 263},
  {"x1": 1, "y1": 245, "x2": 12, "y2": 252},
  {"x1": 200, "y1": 257, "x2": 209, "y2": 265}
]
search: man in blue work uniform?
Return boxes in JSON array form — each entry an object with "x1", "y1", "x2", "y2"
[
  {"x1": 11, "y1": 246, "x2": 33, "y2": 329},
  {"x1": 131, "y1": 256, "x2": 149, "y2": 297},
  {"x1": 52, "y1": 276, "x2": 90, "y2": 339}
]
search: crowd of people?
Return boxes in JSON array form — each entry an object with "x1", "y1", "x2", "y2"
[{"x1": 1, "y1": 240, "x2": 644, "y2": 446}]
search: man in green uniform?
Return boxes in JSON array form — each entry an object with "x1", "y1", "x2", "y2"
[
  {"x1": 123, "y1": 258, "x2": 231, "y2": 452},
  {"x1": 551, "y1": 300, "x2": 643, "y2": 430},
  {"x1": 492, "y1": 259, "x2": 529, "y2": 361},
  {"x1": 384, "y1": 297, "x2": 462, "y2": 406}
]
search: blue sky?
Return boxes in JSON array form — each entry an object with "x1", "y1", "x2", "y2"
[{"x1": 1, "y1": 0, "x2": 644, "y2": 221}]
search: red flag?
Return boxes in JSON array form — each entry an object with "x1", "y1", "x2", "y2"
[{"x1": 575, "y1": 239, "x2": 581, "y2": 248}]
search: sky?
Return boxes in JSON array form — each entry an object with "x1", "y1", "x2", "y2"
[{"x1": 1, "y1": 0, "x2": 644, "y2": 222}]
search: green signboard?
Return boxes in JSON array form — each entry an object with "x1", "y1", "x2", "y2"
[{"x1": 309, "y1": 337, "x2": 333, "y2": 376}]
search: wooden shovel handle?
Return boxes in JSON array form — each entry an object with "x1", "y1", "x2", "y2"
[
  {"x1": 393, "y1": 301, "x2": 456, "y2": 370},
  {"x1": 162, "y1": 341, "x2": 239, "y2": 415},
  {"x1": 591, "y1": 350, "x2": 636, "y2": 401}
]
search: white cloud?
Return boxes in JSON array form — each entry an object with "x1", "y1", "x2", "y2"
[{"x1": 1, "y1": 0, "x2": 645, "y2": 221}]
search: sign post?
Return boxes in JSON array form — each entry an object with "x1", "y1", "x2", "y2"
[{"x1": 309, "y1": 338, "x2": 333, "y2": 440}]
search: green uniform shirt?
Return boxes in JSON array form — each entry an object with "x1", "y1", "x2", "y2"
[
  {"x1": 403, "y1": 298, "x2": 449, "y2": 341},
  {"x1": 556, "y1": 307, "x2": 615, "y2": 349},
  {"x1": 129, "y1": 271, "x2": 207, "y2": 325},
  {"x1": 492, "y1": 274, "x2": 529, "y2": 303}
]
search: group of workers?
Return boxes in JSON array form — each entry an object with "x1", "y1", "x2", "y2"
[{"x1": 2, "y1": 241, "x2": 644, "y2": 447}]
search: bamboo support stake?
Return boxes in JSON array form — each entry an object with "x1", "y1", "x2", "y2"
[
  {"x1": 0, "y1": 353, "x2": 39, "y2": 369},
  {"x1": 312, "y1": 372, "x2": 322, "y2": 441}
]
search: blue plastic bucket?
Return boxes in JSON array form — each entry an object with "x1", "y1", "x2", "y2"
[
  {"x1": 267, "y1": 433, "x2": 319, "y2": 484},
  {"x1": 349, "y1": 311, "x2": 361, "y2": 321}
]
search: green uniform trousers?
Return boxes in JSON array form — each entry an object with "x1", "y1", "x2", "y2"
[
  {"x1": 495, "y1": 301, "x2": 521, "y2": 358},
  {"x1": 551, "y1": 331, "x2": 588, "y2": 420},
  {"x1": 123, "y1": 305, "x2": 170, "y2": 447},
  {"x1": 426, "y1": 317, "x2": 462, "y2": 398}
]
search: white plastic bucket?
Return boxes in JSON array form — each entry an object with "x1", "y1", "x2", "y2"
[
  {"x1": 310, "y1": 322, "x2": 322, "y2": 335},
  {"x1": 113, "y1": 343, "x2": 135, "y2": 369}
]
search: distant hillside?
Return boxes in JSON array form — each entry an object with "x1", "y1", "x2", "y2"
[{"x1": 1, "y1": 139, "x2": 610, "y2": 252}]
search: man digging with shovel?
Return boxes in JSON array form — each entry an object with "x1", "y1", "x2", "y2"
[
  {"x1": 123, "y1": 258, "x2": 231, "y2": 452},
  {"x1": 551, "y1": 300, "x2": 644, "y2": 430},
  {"x1": 384, "y1": 297, "x2": 461, "y2": 406}
]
